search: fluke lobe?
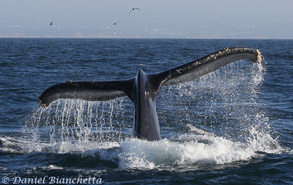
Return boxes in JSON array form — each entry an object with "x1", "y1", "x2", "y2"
[{"x1": 39, "y1": 47, "x2": 263, "y2": 141}]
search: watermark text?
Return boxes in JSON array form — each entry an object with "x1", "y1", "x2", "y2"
[{"x1": 2, "y1": 176, "x2": 102, "y2": 184}]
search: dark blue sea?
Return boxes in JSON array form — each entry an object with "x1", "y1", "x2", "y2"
[{"x1": 0, "y1": 39, "x2": 292, "y2": 185}]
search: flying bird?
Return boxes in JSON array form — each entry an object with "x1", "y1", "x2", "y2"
[
  {"x1": 112, "y1": 21, "x2": 120, "y2": 27},
  {"x1": 129, "y1": 8, "x2": 141, "y2": 15},
  {"x1": 49, "y1": 21, "x2": 53, "y2": 25}
]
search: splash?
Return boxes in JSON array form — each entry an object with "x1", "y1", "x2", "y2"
[
  {"x1": 9, "y1": 60, "x2": 282, "y2": 170},
  {"x1": 116, "y1": 121, "x2": 282, "y2": 170}
]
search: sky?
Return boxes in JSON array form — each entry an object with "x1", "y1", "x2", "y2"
[{"x1": 1, "y1": 0, "x2": 293, "y2": 39}]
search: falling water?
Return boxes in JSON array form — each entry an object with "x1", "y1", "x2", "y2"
[
  {"x1": 23, "y1": 98, "x2": 132, "y2": 153},
  {"x1": 157, "y1": 61, "x2": 279, "y2": 145}
]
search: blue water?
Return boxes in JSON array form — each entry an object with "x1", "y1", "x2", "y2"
[{"x1": 0, "y1": 39, "x2": 292, "y2": 185}]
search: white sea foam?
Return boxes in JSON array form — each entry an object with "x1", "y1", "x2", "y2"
[
  {"x1": 1, "y1": 122, "x2": 282, "y2": 171},
  {"x1": 114, "y1": 125, "x2": 282, "y2": 169}
]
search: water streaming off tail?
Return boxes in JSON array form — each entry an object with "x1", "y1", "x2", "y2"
[
  {"x1": 158, "y1": 61, "x2": 274, "y2": 141},
  {"x1": 23, "y1": 98, "x2": 133, "y2": 153}
]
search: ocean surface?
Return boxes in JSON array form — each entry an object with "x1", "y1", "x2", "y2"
[{"x1": 0, "y1": 39, "x2": 292, "y2": 185}]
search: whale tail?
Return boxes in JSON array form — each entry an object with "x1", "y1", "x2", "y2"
[{"x1": 39, "y1": 47, "x2": 263, "y2": 140}]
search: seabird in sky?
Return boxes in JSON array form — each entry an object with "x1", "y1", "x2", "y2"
[
  {"x1": 49, "y1": 21, "x2": 53, "y2": 25},
  {"x1": 129, "y1": 8, "x2": 141, "y2": 15},
  {"x1": 112, "y1": 21, "x2": 120, "y2": 27}
]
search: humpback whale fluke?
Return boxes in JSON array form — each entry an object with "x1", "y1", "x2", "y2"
[{"x1": 39, "y1": 47, "x2": 263, "y2": 141}]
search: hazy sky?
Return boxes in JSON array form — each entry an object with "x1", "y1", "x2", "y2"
[{"x1": 1, "y1": 0, "x2": 293, "y2": 39}]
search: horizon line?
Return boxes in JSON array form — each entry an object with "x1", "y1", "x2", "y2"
[{"x1": 0, "y1": 36, "x2": 292, "y2": 40}]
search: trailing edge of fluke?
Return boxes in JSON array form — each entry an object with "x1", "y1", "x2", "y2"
[{"x1": 39, "y1": 47, "x2": 263, "y2": 141}]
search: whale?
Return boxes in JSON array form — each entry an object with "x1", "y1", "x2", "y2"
[{"x1": 39, "y1": 47, "x2": 263, "y2": 141}]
